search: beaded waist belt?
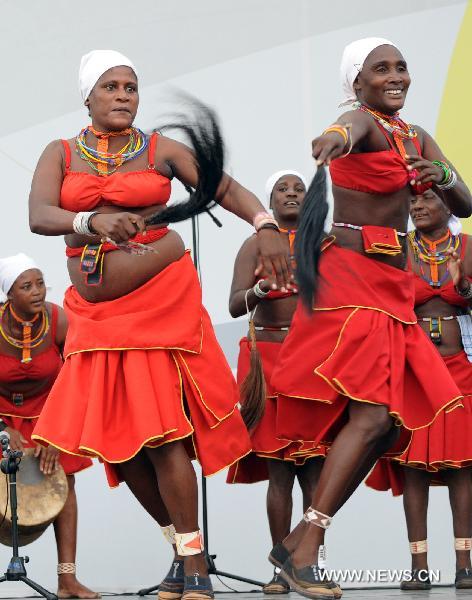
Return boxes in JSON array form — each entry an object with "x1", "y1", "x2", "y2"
[
  {"x1": 332, "y1": 222, "x2": 407, "y2": 256},
  {"x1": 418, "y1": 315, "x2": 456, "y2": 345},
  {"x1": 65, "y1": 227, "x2": 169, "y2": 286},
  {"x1": 254, "y1": 326, "x2": 290, "y2": 332}
]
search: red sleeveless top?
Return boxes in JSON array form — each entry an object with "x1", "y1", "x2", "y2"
[
  {"x1": 0, "y1": 304, "x2": 63, "y2": 418},
  {"x1": 329, "y1": 123, "x2": 423, "y2": 195},
  {"x1": 60, "y1": 132, "x2": 171, "y2": 211},
  {"x1": 412, "y1": 234, "x2": 470, "y2": 308}
]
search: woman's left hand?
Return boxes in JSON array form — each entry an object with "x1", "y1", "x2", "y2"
[
  {"x1": 405, "y1": 155, "x2": 444, "y2": 185},
  {"x1": 254, "y1": 229, "x2": 292, "y2": 291},
  {"x1": 446, "y1": 248, "x2": 466, "y2": 287}
]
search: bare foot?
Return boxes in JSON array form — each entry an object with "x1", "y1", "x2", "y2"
[{"x1": 57, "y1": 575, "x2": 100, "y2": 599}]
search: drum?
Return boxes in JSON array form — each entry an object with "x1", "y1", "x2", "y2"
[{"x1": 0, "y1": 448, "x2": 68, "y2": 546}]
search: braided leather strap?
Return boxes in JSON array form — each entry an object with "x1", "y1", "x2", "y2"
[
  {"x1": 455, "y1": 538, "x2": 472, "y2": 551},
  {"x1": 410, "y1": 540, "x2": 428, "y2": 554},
  {"x1": 57, "y1": 562, "x2": 76, "y2": 575},
  {"x1": 303, "y1": 507, "x2": 332, "y2": 529}
]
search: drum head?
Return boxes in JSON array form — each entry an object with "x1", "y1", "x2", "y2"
[{"x1": 0, "y1": 448, "x2": 68, "y2": 546}]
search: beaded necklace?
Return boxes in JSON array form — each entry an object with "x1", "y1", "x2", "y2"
[
  {"x1": 75, "y1": 125, "x2": 148, "y2": 176},
  {"x1": 280, "y1": 227, "x2": 297, "y2": 266},
  {"x1": 0, "y1": 301, "x2": 50, "y2": 363},
  {"x1": 358, "y1": 104, "x2": 417, "y2": 156},
  {"x1": 408, "y1": 229, "x2": 460, "y2": 288}
]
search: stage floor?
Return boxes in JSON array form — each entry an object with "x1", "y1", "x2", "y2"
[{"x1": 120, "y1": 588, "x2": 469, "y2": 600}]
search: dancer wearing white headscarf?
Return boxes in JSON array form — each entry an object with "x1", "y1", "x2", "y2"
[
  {"x1": 227, "y1": 170, "x2": 326, "y2": 594},
  {"x1": 269, "y1": 37, "x2": 472, "y2": 599},
  {"x1": 29, "y1": 49, "x2": 290, "y2": 600},
  {"x1": 0, "y1": 255, "x2": 97, "y2": 598}
]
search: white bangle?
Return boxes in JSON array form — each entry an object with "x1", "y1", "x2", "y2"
[
  {"x1": 253, "y1": 280, "x2": 269, "y2": 299},
  {"x1": 72, "y1": 212, "x2": 97, "y2": 235},
  {"x1": 437, "y1": 170, "x2": 457, "y2": 191}
]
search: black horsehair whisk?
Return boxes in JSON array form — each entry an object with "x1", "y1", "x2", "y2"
[{"x1": 295, "y1": 165, "x2": 328, "y2": 310}]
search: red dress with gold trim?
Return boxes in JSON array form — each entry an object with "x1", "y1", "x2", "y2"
[
  {"x1": 271, "y1": 242, "x2": 462, "y2": 455},
  {"x1": 0, "y1": 303, "x2": 91, "y2": 475},
  {"x1": 366, "y1": 234, "x2": 472, "y2": 495},
  {"x1": 32, "y1": 133, "x2": 251, "y2": 486}
]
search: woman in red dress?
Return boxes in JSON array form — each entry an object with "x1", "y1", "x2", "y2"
[
  {"x1": 0, "y1": 254, "x2": 97, "y2": 598},
  {"x1": 366, "y1": 189, "x2": 472, "y2": 590},
  {"x1": 29, "y1": 50, "x2": 290, "y2": 600},
  {"x1": 227, "y1": 170, "x2": 326, "y2": 594},
  {"x1": 270, "y1": 37, "x2": 472, "y2": 599}
]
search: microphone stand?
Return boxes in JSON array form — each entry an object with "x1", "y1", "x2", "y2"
[
  {"x1": 0, "y1": 436, "x2": 57, "y2": 600},
  {"x1": 138, "y1": 211, "x2": 263, "y2": 595}
]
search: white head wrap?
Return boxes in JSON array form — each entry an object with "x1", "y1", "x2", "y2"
[
  {"x1": 265, "y1": 170, "x2": 308, "y2": 206},
  {"x1": 0, "y1": 253, "x2": 39, "y2": 297},
  {"x1": 407, "y1": 214, "x2": 463, "y2": 235},
  {"x1": 339, "y1": 37, "x2": 397, "y2": 107},
  {"x1": 79, "y1": 50, "x2": 137, "y2": 103}
]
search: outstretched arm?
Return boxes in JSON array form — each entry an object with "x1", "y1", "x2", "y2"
[{"x1": 158, "y1": 135, "x2": 291, "y2": 290}]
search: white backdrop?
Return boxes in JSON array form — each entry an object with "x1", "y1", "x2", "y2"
[{"x1": 0, "y1": 0, "x2": 468, "y2": 592}]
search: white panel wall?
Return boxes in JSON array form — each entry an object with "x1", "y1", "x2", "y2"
[{"x1": 0, "y1": 1, "x2": 467, "y2": 592}]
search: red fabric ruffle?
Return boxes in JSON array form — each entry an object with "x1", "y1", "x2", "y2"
[
  {"x1": 227, "y1": 338, "x2": 326, "y2": 484},
  {"x1": 271, "y1": 245, "x2": 462, "y2": 452},
  {"x1": 366, "y1": 350, "x2": 472, "y2": 495},
  {"x1": 32, "y1": 253, "x2": 251, "y2": 487}
]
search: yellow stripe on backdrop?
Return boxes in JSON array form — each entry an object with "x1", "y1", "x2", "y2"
[{"x1": 436, "y1": 0, "x2": 472, "y2": 233}]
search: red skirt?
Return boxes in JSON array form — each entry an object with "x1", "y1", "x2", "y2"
[
  {"x1": 271, "y1": 244, "x2": 462, "y2": 452},
  {"x1": 32, "y1": 252, "x2": 251, "y2": 487},
  {"x1": 366, "y1": 350, "x2": 472, "y2": 495},
  {"x1": 227, "y1": 338, "x2": 326, "y2": 484},
  {"x1": 1, "y1": 415, "x2": 91, "y2": 475}
]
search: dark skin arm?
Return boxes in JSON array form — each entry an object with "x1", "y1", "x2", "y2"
[
  {"x1": 29, "y1": 137, "x2": 291, "y2": 290},
  {"x1": 229, "y1": 236, "x2": 272, "y2": 318},
  {"x1": 405, "y1": 126, "x2": 472, "y2": 218}
]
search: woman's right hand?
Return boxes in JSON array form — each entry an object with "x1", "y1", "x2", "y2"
[
  {"x1": 89, "y1": 212, "x2": 146, "y2": 243},
  {"x1": 5, "y1": 428, "x2": 27, "y2": 452},
  {"x1": 312, "y1": 132, "x2": 346, "y2": 166}
]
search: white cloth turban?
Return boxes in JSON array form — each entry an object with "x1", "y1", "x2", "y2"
[
  {"x1": 265, "y1": 170, "x2": 308, "y2": 206},
  {"x1": 339, "y1": 37, "x2": 397, "y2": 107},
  {"x1": 0, "y1": 253, "x2": 39, "y2": 296},
  {"x1": 79, "y1": 50, "x2": 137, "y2": 103}
]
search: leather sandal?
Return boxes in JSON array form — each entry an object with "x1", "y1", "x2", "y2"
[
  {"x1": 182, "y1": 573, "x2": 214, "y2": 600},
  {"x1": 455, "y1": 567, "x2": 472, "y2": 589},
  {"x1": 263, "y1": 571, "x2": 290, "y2": 595},
  {"x1": 400, "y1": 569, "x2": 431, "y2": 590},
  {"x1": 158, "y1": 559, "x2": 185, "y2": 600},
  {"x1": 279, "y1": 558, "x2": 337, "y2": 599},
  {"x1": 268, "y1": 543, "x2": 290, "y2": 569}
]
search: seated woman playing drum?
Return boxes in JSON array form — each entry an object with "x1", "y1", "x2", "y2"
[{"x1": 0, "y1": 253, "x2": 98, "y2": 599}]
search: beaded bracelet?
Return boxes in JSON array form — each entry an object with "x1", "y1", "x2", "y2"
[
  {"x1": 437, "y1": 169, "x2": 457, "y2": 191},
  {"x1": 432, "y1": 160, "x2": 452, "y2": 185},
  {"x1": 72, "y1": 211, "x2": 98, "y2": 235},
  {"x1": 323, "y1": 125, "x2": 348, "y2": 145},
  {"x1": 455, "y1": 280, "x2": 472, "y2": 299},
  {"x1": 253, "y1": 280, "x2": 269, "y2": 299},
  {"x1": 323, "y1": 123, "x2": 353, "y2": 157},
  {"x1": 253, "y1": 211, "x2": 280, "y2": 232}
]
